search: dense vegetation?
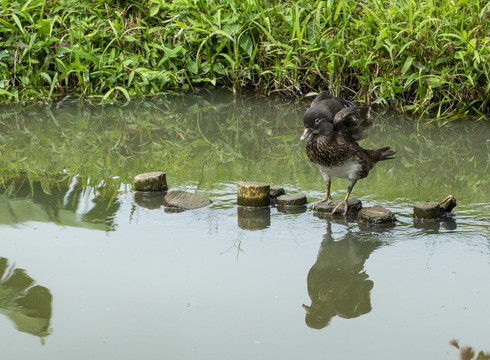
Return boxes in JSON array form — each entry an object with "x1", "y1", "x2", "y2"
[{"x1": 0, "y1": 0, "x2": 489, "y2": 117}]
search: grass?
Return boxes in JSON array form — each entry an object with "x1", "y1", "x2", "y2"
[{"x1": 0, "y1": 0, "x2": 489, "y2": 117}]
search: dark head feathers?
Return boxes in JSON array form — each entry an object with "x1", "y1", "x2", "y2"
[
  {"x1": 302, "y1": 93, "x2": 372, "y2": 142},
  {"x1": 303, "y1": 105, "x2": 334, "y2": 127},
  {"x1": 300, "y1": 105, "x2": 335, "y2": 140}
]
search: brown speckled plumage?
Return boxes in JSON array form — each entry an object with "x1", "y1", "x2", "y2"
[
  {"x1": 301, "y1": 91, "x2": 395, "y2": 214},
  {"x1": 306, "y1": 133, "x2": 391, "y2": 179}
]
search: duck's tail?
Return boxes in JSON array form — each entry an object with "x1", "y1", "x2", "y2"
[{"x1": 376, "y1": 147, "x2": 396, "y2": 161}]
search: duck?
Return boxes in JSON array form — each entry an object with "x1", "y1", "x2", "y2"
[{"x1": 300, "y1": 91, "x2": 395, "y2": 215}]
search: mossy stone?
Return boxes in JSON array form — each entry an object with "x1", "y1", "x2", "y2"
[
  {"x1": 277, "y1": 193, "x2": 307, "y2": 206},
  {"x1": 357, "y1": 206, "x2": 397, "y2": 225},
  {"x1": 270, "y1": 186, "x2": 286, "y2": 199},
  {"x1": 237, "y1": 182, "x2": 270, "y2": 207},
  {"x1": 165, "y1": 191, "x2": 210, "y2": 210},
  {"x1": 440, "y1": 195, "x2": 457, "y2": 213},
  {"x1": 414, "y1": 201, "x2": 441, "y2": 219},
  {"x1": 134, "y1": 171, "x2": 168, "y2": 192},
  {"x1": 311, "y1": 199, "x2": 362, "y2": 216}
]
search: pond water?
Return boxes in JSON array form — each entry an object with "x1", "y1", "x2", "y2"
[{"x1": 0, "y1": 91, "x2": 489, "y2": 360}]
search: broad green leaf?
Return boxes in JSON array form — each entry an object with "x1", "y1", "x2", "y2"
[
  {"x1": 239, "y1": 34, "x2": 253, "y2": 57},
  {"x1": 11, "y1": 14, "x2": 25, "y2": 35},
  {"x1": 150, "y1": 6, "x2": 159, "y2": 17},
  {"x1": 401, "y1": 56, "x2": 414, "y2": 75}
]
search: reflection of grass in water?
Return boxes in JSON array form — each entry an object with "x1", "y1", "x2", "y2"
[
  {"x1": 450, "y1": 339, "x2": 490, "y2": 360},
  {"x1": 365, "y1": 114, "x2": 489, "y2": 203},
  {"x1": 0, "y1": 92, "x2": 303, "y2": 187},
  {"x1": 0, "y1": 94, "x2": 488, "y2": 206},
  {"x1": 0, "y1": 258, "x2": 52, "y2": 339}
]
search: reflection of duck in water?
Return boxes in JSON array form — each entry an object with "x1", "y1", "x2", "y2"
[{"x1": 303, "y1": 223, "x2": 382, "y2": 329}]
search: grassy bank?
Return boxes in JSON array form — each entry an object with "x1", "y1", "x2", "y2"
[{"x1": 0, "y1": 0, "x2": 489, "y2": 117}]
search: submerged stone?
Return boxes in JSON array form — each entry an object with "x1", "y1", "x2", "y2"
[
  {"x1": 237, "y1": 182, "x2": 270, "y2": 207},
  {"x1": 134, "y1": 171, "x2": 168, "y2": 192},
  {"x1": 165, "y1": 190, "x2": 210, "y2": 210}
]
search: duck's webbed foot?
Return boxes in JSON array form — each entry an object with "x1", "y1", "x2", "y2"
[
  {"x1": 331, "y1": 200, "x2": 348, "y2": 215},
  {"x1": 331, "y1": 180, "x2": 357, "y2": 215},
  {"x1": 312, "y1": 197, "x2": 332, "y2": 207}
]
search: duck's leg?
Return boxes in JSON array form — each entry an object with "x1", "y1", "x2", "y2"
[
  {"x1": 332, "y1": 179, "x2": 357, "y2": 215},
  {"x1": 312, "y1": 180, "x2": 332, "y2": 206},
  {"x1": 323, "y1": 180, "x2": 332, "y2": 203}
]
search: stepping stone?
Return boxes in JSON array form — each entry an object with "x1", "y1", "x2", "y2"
[
  {"x1": 165, "y1": 190, "x2": 210, "y2": 210},
  {"x1": 134, "y1": 171, "x2": 168, "y2": 192},
  {"x1": 311, "y1": 198, "x2": 362, "y2": 216},
  {"x1": 357, "y1": 206, "x2": 397, "y2": 225},
  {"x1": 413, "y1": 201, "x2": 440, "y2": 219},
  {"x1": 237, "y1": 182, "x2": 270, "y2": 207},
  {"x1": 277, "y1": 193, "x2": 307, "y2": 207},
  {"x1": 269, "y1": 186, "x2": 286, "y2": 205},
  {"x1": 440, "y1": 195, "x2": 456, "y2": 214}
]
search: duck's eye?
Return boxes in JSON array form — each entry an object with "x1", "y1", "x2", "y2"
[{"x1": 314, "y1": 118, "x2": 322, "y2": 124}]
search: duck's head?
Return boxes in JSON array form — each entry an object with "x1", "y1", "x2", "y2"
[{"x1": 300, "y1": 105, "x2": 334, "y2": 141}]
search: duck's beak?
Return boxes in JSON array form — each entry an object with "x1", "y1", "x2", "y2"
[{"x1": 300, "y1": 128, "x2": 311, "y2": 141}]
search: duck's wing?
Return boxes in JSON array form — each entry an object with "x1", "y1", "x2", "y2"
[
  {"x1": 310, "y1": 91, "x2": 333, "y2": 107},
  {"x1": 333, "y1": 106, "x2": 372, "y2": 141},
  {"x1": 310, "y1": 91, "x2": 355, "y2": 110}
]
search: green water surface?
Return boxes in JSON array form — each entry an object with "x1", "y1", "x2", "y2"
[{"x1": 0, "y1": 91, "x2": 489, "y2": 360}]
